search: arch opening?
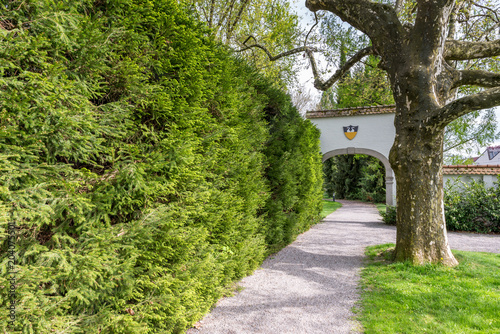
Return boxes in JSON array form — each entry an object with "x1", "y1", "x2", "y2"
[{"x1": 322, "y1": 148, "x2": 395, "y2": 205}]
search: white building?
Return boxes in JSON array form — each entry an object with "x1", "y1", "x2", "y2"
[
  {"x1": 473, "y1": 146, "x2": 500, "y2": 165},
  {"x1": 443, "y1": 165, "x2": 500, "y2": 188},
  {"x1": 306, "y1": 105, "x2": 500, "y2": 199}
]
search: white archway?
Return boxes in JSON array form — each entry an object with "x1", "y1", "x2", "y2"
[{"x1": 307, "y1": 105, "x2": 397, "y2": 205}]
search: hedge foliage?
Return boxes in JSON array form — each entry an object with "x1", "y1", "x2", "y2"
[{"x1": 0, "y1": 1, "x2": 323, "y2": 332}]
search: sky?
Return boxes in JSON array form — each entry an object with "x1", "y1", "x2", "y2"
[{"x1": 291, "y1": 0, "x2": 500, "y2": 148}]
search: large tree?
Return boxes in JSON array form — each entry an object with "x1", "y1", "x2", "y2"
[
  {"x1": 243, "y1": 0, "x2": 500, "y2": 265},
  {"x1": 308, "y1": 0, "x2": 500, "y2": 266}
]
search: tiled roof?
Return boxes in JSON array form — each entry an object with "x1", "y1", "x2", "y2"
[
  {"x1": 306, "y1": 105, "x2": 396, "y2": 118},
  {"x1": 443, "y1": 165, "x2": 500, "y2": 175}
]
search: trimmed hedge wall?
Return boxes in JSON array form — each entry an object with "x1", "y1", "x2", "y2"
[{"x1": 0, "y1": 1, "x2": 322, "y2": 333}]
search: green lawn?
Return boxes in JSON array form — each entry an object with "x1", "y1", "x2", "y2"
[
  {"x1": 357, "y1": 244, "x2": 500, "y2": 333},
  {"x1": 321, "y1": 200, "x2": 342, "y2": 218},
  {"x1": 375, "y1": 203, "x2": 386, "y2": 215}
]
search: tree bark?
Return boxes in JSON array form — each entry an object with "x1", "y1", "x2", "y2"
[{"x1": 390, "y1": 124, "x2": 458, "y2": 266}]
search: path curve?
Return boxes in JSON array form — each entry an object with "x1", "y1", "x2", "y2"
[{"x1": 187, "y1": 200, "x2": 499, "y2": 334}]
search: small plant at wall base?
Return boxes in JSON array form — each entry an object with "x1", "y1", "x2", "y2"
[{"x1": 380, "y1": 205, "x2": 397, "y2": 225}]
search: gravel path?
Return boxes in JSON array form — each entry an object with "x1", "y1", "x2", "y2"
[{"x1": 187, "y1": 200, "x2": 499, "y2": 334}]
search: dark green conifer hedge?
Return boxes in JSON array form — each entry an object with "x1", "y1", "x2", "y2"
[{"x1": 0, "y1": 0, "x2": 322, "y2": 332}]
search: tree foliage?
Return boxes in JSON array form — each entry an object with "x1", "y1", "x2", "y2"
[
  {"x1": 0, "y1": 0, "x2": 322, "y2": 332},
  {"x1": 318, "y1": 56, "x2": 395, "y2": 109},
  {"x1": 187, "y1": 0, "x2": 303, "y2": 87},
  {"x1": 323, "y1": 155, "x2": 385, "y2": 203}
]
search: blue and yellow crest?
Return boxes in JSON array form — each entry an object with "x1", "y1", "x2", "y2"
[{"x1": 343, "y1": 125, "x2": 358, "y2": 140}]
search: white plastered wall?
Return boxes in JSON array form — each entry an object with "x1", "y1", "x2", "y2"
[{"x1": 309, "y1": 113, "x2": 397, "y2": 205}]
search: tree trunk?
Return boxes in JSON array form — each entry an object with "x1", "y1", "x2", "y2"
[{"x1": 390, "y1": 125, "x2": 458, "y2": 266}]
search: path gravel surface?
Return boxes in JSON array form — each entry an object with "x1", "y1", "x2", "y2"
[{"x1": 187, "y1": 200, "x2": 499, "y2": 334}]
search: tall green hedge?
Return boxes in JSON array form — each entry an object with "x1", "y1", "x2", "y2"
[{"x1": 0, "y1": 0, "x2": 322, "y2": 332}]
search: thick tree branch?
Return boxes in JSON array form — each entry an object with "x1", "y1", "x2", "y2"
[
  {"x1": 208, "y1": 0, "x2": 216, "y2": 27},
  {"x1": 306, "y1": 46, "x2": 374, "y2": 91},
  {"x1": 305, "y1": 0, "x2": 404, "y2": 48},
  {"x1": 428, "y1": 87, "x2": 500, "y2": 128},
  {"x1": 237, "y1": 37, "x2": 318, "y2": 61},
  {"x1": 452, "y1": 70, "x2": 500, "y2": 89},
  {"x1": 445, "y1": 39, "x2": 500, "y2": 60},
  {"x1": 409, "y1": 0, "x2": 454, "y2": 64},
  {"x1": 395, "y1": 0, "x2": 403, "y2": 15}
]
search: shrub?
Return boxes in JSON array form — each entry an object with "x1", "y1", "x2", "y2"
[
  {"x1": 381, "y1": 206, "x2": 397, "y2": 225},
  {"x1": 381, "y1": 180, "x2": 500, "y2": 233},
  {"x1": 444, "y1": 179, "x2": 500, "y2": 233}
]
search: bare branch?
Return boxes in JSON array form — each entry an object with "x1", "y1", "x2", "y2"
[
  {"x1": 447, "y1": 1, "x2": 466, "y2": 39},
  {"x1": 445, "y1": 39, "x2": 500, "y2": 60},
  {"x1": 304, "y1": 12, "x2": 318, "y2": 47},
  {"x1": 444, "y1": 135, "x2": 476, "y2": 152},
  {"x1": 473, "y1": 1, "x2": 500, "y2": 23},
  {"x1": 237, "y1": 33, "x2": 373, "y2": 92},
  {"x1": 428, "y1": 87, "x2": 500, "y2": 128},
  {"x1": 215, "y1": 0, "x2": 237, "y2": 34},
  {"x1": 452, "y1": 70, "x2": 500, "y2": 89},
  {"x1": 237, "y1": 37, "x2": 318, "y2": 61},
  {"x1": 306, "y1": 47, "x2": 374, "y2": 91},
  {"x1": 228, "y1": 0, "x2": 251, "y2": 39}
]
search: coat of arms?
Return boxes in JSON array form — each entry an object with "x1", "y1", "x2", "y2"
[{"x1": 343, "y1": 125, "x2": 358, "y2": 140}]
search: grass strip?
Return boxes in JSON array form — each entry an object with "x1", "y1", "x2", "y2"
[
  {"x1": 321, "y1": 200, "x2": 342, "y2": 218},
  {"x1": 375, "y1": 203, "x2": 386, "y2": 215},
  {"x1": 357, "y1": 244, "x2": 500, "y2": 334}
]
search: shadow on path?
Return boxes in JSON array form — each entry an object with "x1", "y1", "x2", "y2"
[{"x1": 187, "y1": 200, "x2": 499, "y2": 334}]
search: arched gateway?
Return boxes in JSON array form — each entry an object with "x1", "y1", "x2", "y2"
[{"x1": 306, "y1": 105, "x2": 397, "y2": 205}]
